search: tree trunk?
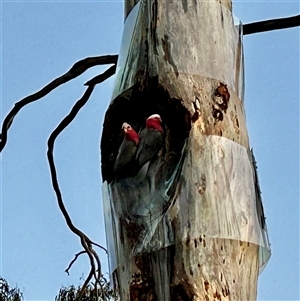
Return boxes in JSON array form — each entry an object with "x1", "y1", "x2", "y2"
[{"x1": 101, "y1": 0, "x2": 271, "y2": 300}]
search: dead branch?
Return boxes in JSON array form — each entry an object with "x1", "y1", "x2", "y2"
[
  {"x1": 243, "y1": 14, "x2": 300, "y2": 35},
  {"x1": 47, "y1": 65, "x2": 114, "y2": 297},
  {"x1": 47, "y1": 85, "x2": 101, "y2": 294},
  {"x1": 0, "y1": 54, "x2": 117, "y2": 152}
]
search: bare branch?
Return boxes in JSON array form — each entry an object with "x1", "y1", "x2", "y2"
[
  {"x1": 47, "y1": 85, "x2": 100, "y2": 286},
  {"x1": 0, "y1": 54, "x2": 118, "y2": 152},
  {"x1": 47, "y1": 66, "x2": 114, "y2": 296},
  {"x1": 47, "y1": 85, "x2": 94, "y2": 231},
  {"x1": 243, "y1": 15, "x2": 300, "y2": 35}
]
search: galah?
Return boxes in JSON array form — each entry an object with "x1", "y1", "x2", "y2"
[
  {"x1": 114, "y1": 122, "x2": 140, "y2": 173},
  {"x1": 135, "y1": 114, "x2": 164, "y2": 171}
]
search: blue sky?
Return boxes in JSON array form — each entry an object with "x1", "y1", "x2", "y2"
[{"x1": 0, "y1": 1, "x2": 299, "y2": 300}]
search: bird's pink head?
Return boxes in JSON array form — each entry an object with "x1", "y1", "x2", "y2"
[
  {"x1": 122, "y1": 122, "x2": 140, "y2": 145},
  {"x1": 146, "y1": 114, "x2": 164, "y2": 133}
]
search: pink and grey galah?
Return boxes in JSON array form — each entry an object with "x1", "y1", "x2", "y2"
[
  {"x1": 114, "y1": 122, "x2": 140, "y2": 173},
  {"x1": 135, "y1": 114, "x2": 164, "y2": 170}
]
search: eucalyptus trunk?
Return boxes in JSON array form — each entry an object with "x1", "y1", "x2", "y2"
[{"x1": 101, "y1": 1, "x2": 270, "y2": 300}]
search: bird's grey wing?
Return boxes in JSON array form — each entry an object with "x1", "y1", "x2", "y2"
[
  {"x1": 114, "y1": 139, "x2": 137, "y2": 172},
  {"x1": 136, "y1": 129, "x2": 163, "y2": 169}
]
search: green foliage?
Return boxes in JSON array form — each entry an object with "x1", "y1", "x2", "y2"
[
  {"x1": 0, "y1": 276, "x2": 117, "y2": 301},
  {"x1": 0, "y1": 277, "x2": 23, "y2": 301},
  {"x1": 55, "y1": 277, "x2": 118, "y2": 301}
]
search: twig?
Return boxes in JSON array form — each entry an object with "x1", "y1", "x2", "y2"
[
  {"x1": 0, "y1": 54, "x2": 118, "y2": 152},
  {"x1": 243, "y1": 15, "x2": 300, "y2": 35},
  {"x1": 65, "y1": 251, "x2": 86, "y2": 275},
  {"x1": 90, "y1": 247, "x2": 103, "y2": 284},
  {"x1": 89, "y1": 240, "x2": 108, "y2": 254},
  {"x1": 84, "y1": 64, "x2": 116, "y2": 86}
]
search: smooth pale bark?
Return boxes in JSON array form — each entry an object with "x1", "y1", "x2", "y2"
[{"x1": 101, "y1": 0, "x2": 269, "y2": 300}]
